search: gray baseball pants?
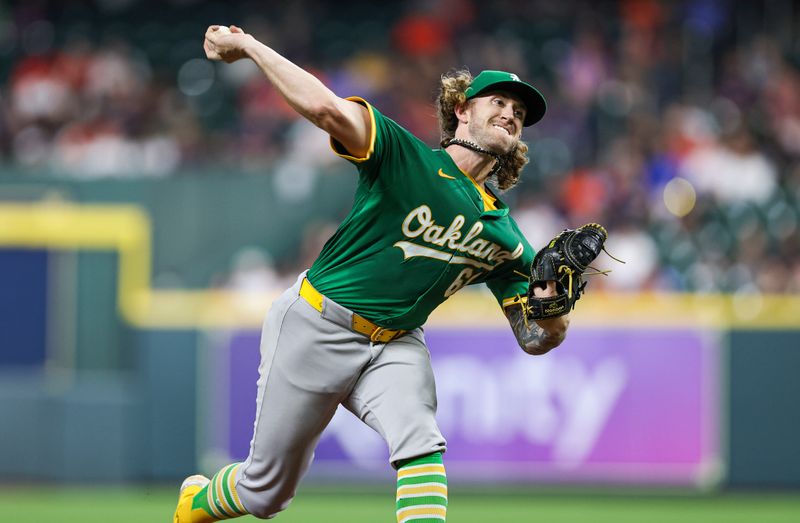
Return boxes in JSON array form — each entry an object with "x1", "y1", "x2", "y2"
[{"x1": 232, "y1": 272, "x2": 447, "y2": 519}]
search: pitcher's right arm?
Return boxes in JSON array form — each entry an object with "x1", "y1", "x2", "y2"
[{"x1": 203, "y1": 25, "x2": 371, "y2": 158}]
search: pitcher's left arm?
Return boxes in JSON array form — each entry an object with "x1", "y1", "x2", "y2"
[{"x1": 504, "y1": 281, "x2": 569, "y2": 356}]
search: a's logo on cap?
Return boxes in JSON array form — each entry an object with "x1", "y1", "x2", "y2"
[{"x1": 509, "y1": 73, "x2": 520, "y2": 81}]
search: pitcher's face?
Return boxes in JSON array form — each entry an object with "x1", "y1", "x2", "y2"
[{"x1": 463, "y1": 91, "x2": 526, "y2": 154}]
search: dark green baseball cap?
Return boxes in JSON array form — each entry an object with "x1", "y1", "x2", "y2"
[{"x1": 465, "y1": 70, "x2": 547, "y2": 126}]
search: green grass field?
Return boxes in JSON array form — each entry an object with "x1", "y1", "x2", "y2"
[{"x1": 1, "y1": 486, "x2": 798, "y2": 523}]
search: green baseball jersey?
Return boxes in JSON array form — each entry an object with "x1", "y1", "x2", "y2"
[{"x1": 307, "y1": 98, "x2": 534, "y2": 330}]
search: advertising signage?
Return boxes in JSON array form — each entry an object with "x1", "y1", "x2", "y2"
[{"x1": 215, "y1": 327, "x2": 720, "y2": 486}]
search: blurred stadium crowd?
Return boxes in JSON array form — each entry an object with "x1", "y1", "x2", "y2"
[{"x1": 1, "y1": 0, "x2": 799, "y2": 294}]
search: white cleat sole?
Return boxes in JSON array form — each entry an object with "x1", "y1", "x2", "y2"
[{"x1": 180, "y1": 474, "x2": 210, "y2": 493}]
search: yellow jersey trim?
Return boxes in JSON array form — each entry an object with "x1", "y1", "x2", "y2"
[
  {"x1": 328, "y1": 96, "x2": 377, "y2": 163},
  {"x1": 458, "y1": 168, "x2": 498, "y2": 211}
]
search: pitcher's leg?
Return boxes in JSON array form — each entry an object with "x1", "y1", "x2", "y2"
[
  {"x1": 176, "y1": 279, "x2": 371, "y2": 522},
  {"x1": 395, "y1": 452, "x2": 447, "y2": 523},
  {"x1": 235, "y1": 293, "x2": 372, "y2": 518},
  {"x1": 344, "y1": 330, "x2": 446, "y2": 465},
  {"x1": 174, "y1": 466, "x2": 246, "y2": 522},
  {"x1": 343, "y1": 331, "x2": 448, "y2": 522}
]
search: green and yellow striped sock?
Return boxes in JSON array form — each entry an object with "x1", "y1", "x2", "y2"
[
  {"x1": 192, "y1": 463, "x2": 249, "y2": 520},
  {"x1": 395, "y1": 452, "x2": 448, "y2": 523}
]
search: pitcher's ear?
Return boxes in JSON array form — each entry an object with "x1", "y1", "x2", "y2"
[{"x1": 454, "y1": 101, "x2": 470, "y2": 124}]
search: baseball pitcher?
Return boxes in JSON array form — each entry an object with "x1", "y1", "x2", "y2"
[{"x1": 174, "y1": 24, "x2": 607, "y2": 523}]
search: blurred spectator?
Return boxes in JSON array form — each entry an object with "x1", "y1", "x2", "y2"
[
  {"x1": 558, "y1": 167, "x2": 610, "y2": 224},
  {"x1": 602, "y1": 224, "x2": 660, "y2": 291},
  {"x1": 681, "y1": 124, "x2": 777, "y2": 205},
  {"x1": 513, "y1": 193, "x2": 568, "y2": 250},
  {"x1": 1, "y1": 0, "x2": 799, "y2": 293},
  {"x1": 225, "y1": 247, "x2": 281, "y2": 289}
]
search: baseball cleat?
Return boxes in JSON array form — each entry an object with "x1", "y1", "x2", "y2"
[{"x1": 173, "y1": 474, "x2": 210, "y2": 523}]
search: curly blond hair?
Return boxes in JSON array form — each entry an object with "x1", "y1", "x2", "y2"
[{"x1": 435, "y1": 69, "x2": 530, "y2": 191}]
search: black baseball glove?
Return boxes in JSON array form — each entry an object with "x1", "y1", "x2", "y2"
[{"x1": 526, "y1": 223, "x2": 608, "y2": 320}]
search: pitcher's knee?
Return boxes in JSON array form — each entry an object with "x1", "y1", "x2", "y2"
[
  {"x1": 389, "y1": 428, "x2": 447, "y2": 467},
  {"x1": 235, "y1": 459, "x2": 307, "y2": 519}
]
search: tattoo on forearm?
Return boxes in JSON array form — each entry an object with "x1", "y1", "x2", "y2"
[{"x1": 505, "y1": 305, "x2": 566, "y2": 355}]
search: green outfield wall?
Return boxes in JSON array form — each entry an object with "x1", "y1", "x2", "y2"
[{"x1": 727, "y1": 331, "x2": 800, "y2": 488}]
